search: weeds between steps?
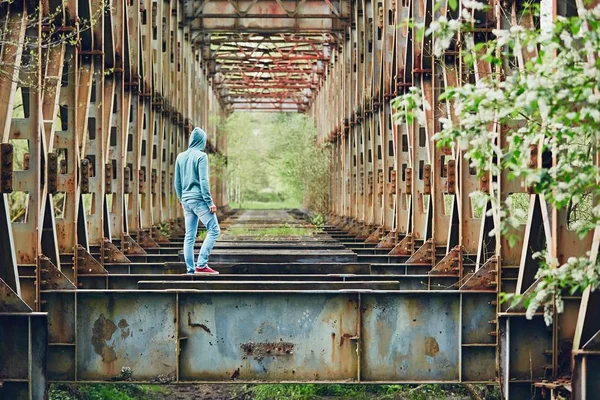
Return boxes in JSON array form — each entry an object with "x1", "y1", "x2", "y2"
[{"x1": 49, "y1": 383, "x2": 500, "y2": 400}]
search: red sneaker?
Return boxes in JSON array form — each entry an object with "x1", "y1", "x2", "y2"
[{"x1": 194, "y1": 265, "x2": 219, "y2": 275}]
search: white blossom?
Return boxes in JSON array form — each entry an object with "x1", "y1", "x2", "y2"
[{"x1": 461, "y1": 0, "x2": 486, "y2": 10}]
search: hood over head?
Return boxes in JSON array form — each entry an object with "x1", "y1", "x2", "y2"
[{"x1": 189, "y1": 127, "x2": 207, "y2": 150}]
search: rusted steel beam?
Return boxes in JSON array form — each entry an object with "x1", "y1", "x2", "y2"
[{"x1": 39, "y1": 289, "x2": 495, "y2": 383}]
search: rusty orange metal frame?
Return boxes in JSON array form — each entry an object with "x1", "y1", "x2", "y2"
[{"x1": 0, "y1": 0, "x2": 598, "y2": 399}]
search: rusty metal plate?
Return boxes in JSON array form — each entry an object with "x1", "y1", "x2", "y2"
[
  {"x1": 0, "y1": 313, "x2": 47, "y2": 399},
  {"x1": 31, "y1": 313, "x2": 48, "y2": 400},
  {"x1": 44, "y1": 292, "x2": 76, "y2": 344},
  {"x1": 585, "y1": 356, "x2": 600, "y2": 398},
  {"x1": 76, "y1": 292, "x2": 177, "y2": 380},
  {"x1": 0, "y1": 315, "x2": 29, "y2": 379},
  {"x1": 48, "y1": 345, "x2": 76, "y2": 381},
  {"x1": 462, "y1": 293, "x2": 496, "y2": 345},
  {"x1": 0, "y1": 382, "x2": 28, "y2": 400},
  {"x1": 360, "y1": 293, "x2": 460, "y2": 381},
  {"x1": 178, "y1": 292, "x2": 359, "y2": 381},
  {"x1": 462, "y1": 347, "x2": 495, "y2": 382},
  {"x1": 506, "y1": 316, "x2": 552, "y2": 381}
]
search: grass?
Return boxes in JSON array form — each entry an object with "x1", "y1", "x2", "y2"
[
  {"x1": 229, "y1": 200, "x2": 302, "y2": 210},
  {"x1": 251, "y1": 383, "x2": 474, "y2": 400},
  {"x1": 49, "y1": 384, "x2": 166, "y2": 400},
  {"x1": 225, "y1": 226, "x2": 317, "y2": 239},
  {"x1": 49, "y1": 383, "x2": 497, "y2": 400}
]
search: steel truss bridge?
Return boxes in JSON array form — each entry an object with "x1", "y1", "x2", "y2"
[{"x1": 0, "y1": 0, "x2": 598, "y2": 399}]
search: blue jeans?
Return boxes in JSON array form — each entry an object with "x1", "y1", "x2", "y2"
[{"x1": 182, "y1": 199, "x2": 220, "y2": 273}]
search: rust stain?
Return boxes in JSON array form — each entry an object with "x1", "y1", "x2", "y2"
[
  {"x1": 187, "y1": 312, "x2": 212, "y2": 335},
  {"x1": 340, "y1": 333, "x2": 353, "y2": 347},
  {"x1": 424, "y1": 336, "x2": 439, "y2": 357},
  {"x1": 407, "y1": 298, "x2": 423, "y2": 326},
  {"x1": 240, "y1": 341, "x2": 294, "y2": 361},
  {"x1": 118, "y1": 319, "x2": 130, "y2": 339},
  {"x1": 92, "y1": 314, "x2": 118, "y2": 363},
  {"x1": 231, "y1": 368, "x2": 240, "y2": 380},
  {"x1": 331, "y1": 332, "x2": 336, "y2": 353}
]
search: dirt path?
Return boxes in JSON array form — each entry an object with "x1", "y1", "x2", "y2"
[{"x1": 156, "y1": 384, "x2": 251, "y2": 400}]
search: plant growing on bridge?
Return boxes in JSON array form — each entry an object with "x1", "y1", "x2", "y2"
[
  {"x1": 0, "y1": 1, "x2": 109, "y2": 90},
  {"x1": 392, "y1": 1, "x2": 600, "y2": 324}
]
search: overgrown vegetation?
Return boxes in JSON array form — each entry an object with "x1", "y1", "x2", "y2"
[
  {"x1": 49, "y1": 383, "x2": 498, "y2": 400},
  {"x1": 49, "y1": 383, "x2": 166, "y2": 400},
  {"x1": 229, "y1": 200, "x2": 303, "y2": 210},
  {"x1": 225, "y1": 113, "x2": 330, "y2": 213},
  {"x1": 5, "y1": 2, "x2": 111, "y2": 222},
  {"x1": 223, "y1": 226, "x2": 318, "y2": 240},
  {"x1": 392, "y1": 1, "x2": 600, "y2": 323},
  {"x1": 252, "y1": 383, "x2": 478, "y2": 400}
]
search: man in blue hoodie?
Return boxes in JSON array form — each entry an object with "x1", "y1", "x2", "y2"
[{"x1": 174, "y1": 127, "x2": 220, "y2": 274}]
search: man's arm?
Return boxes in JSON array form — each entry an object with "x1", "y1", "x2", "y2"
[
  {"x1": 198, "y1": 154, "x2": 215, "y2": 211},
  {"x1": 174, "y1": 158, "x2": 183, "y2": 201}
]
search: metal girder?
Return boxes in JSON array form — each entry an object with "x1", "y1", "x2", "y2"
[
  {"x1": 38, "y1": 289, "x2": 495, "y2": 383},
  {"x1": 314, "y1": 0, "x2": 598, "y2": 398},
  {"x1": 185, "y1": 0, "x2": 350, "y2": 31},
  {"x1": 0, "y1": 0, "x2": 597, "y2": 398},
  {"x1": 209, "y1": 39, "x2": 332, "y2": 111},
  {"x1": 0, "y1": 0, "x2": 227, "y2": 396},
  {"x1": 184, "y1": 1, "x2": 350, "y2": 111}
]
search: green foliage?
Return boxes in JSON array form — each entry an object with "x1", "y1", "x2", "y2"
[
  {"x1": 230, "y1": 200, "x2": 303, "y2": 210},
  {"x1": 311, "y1": 213, "x2": 325, "y2": 228},
  {"x1": 49, "y1": 383, "x2": 166, "y2": 400},
  {"x1": 157, "y1": 222, "x2": 171, "y2": 239},
  {"x1": 225, "y1": 226, "x2": 317, "y2": 239},
  {"x1": 196, "y1": 229, "x2": 207, "y2": 240},
  {"x1": 392, "y1": 2, "x2": 600, "y2": 323},
  {"x1": 49, "y1": 383, "x2": 492, "y2": 400},
  {"x1": 251, "y1": 384, "x2": 473, "y2": 400},
  {"x1": 225, "y1": 113, "x2": 329, "y2": 213}
]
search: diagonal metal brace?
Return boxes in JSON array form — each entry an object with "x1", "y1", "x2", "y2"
[
  {"x1": 152, "y1": 226, "x2": 171, "y2": 243},
  {"x1": 122, "y1": 233, "x2": 148, "y2": 255},
  {"x1": 388, "y1": 233, "x2": 413, "y2": 256},
  {"x1": 356, "y1": 224, "x2": 374, "y2": 240},
  {"x1": 376, "y1": 230, "x2": 397, "y2": 248},
  {"x1": 505, "y1": 277, "x2": 542, "y2": 313},
  {"x1": 137, "y1": 230, "x2": 160, "y2": 249},
  {"x1": 407, "y1": 238, "x2": 434, "y2": 265},
  {"x1": 0, "y1": 278, "x2": 31, "y2": 312},
  {"x1": 364, "y1": 227, "x2": 383, "y2": 244},
  {"x1": 430, "y1": 245, "x2": 464, "y2": 275},
  {"x1": 39, "y1": 255, "x2": 77, "y2": 290},
  {"x1": 77, "y1": 245, "x2": 108, "y2": 275},
  {"x1": 460, "y1": 256, "x2": 498, "y2": 291},
  {"x1": 170, "y1": 219, "x2": 186, "y2": 238},
  {"x1": 103, "y1": 238, "x2": 131, "y2": 264}
]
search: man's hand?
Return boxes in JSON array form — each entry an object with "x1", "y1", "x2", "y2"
[{"x1": 209, "y1": 204, "x2": 217, "y2": 214}]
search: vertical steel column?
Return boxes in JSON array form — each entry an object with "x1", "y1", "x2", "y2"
[
  {"x1": 363, "y1": 0, "x2": 375, "y2": 233},
  {"x1": 9, "y1": 2, "x2": 43, "y2": 309},
  {"x1": 139, "y1": 0, "x2": 155, "y2": 235},
  {"x1": 105, "y1": 0, "x2": 129, "y2": 242},
  {"x1": 381, "y1": 0, "x2": 396, "y2": 234},
  {"x1": 393, "y1": 0, "x2": 412, "y2": 241},
  {"x1": 369, "y1": 0, "x2": 384, "y2": 239},
  {"x1": 0, "y1": 0, "x2": 28, "y2": 294},
  {"x1": 125, "y1": 0, "x2": 143, "y2": 241},
  {"x1": 409, "y1": 0, "x2": 431, "y2": 252},
  {"x1": 53, "y1": 16, "x2": 80, "y2": 281}
]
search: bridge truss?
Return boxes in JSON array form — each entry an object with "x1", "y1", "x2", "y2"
[{"x1": 0, "y1": 0, "x2": 597, "y2": 399}]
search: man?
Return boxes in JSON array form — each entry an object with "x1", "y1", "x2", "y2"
[{"x1": 174, "y1": 127, "x2": 220, "y2": 274}]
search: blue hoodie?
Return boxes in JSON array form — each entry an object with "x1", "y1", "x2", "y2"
[{"x1": 174, "y1": 127, "x2": 214, "y2": 207}]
